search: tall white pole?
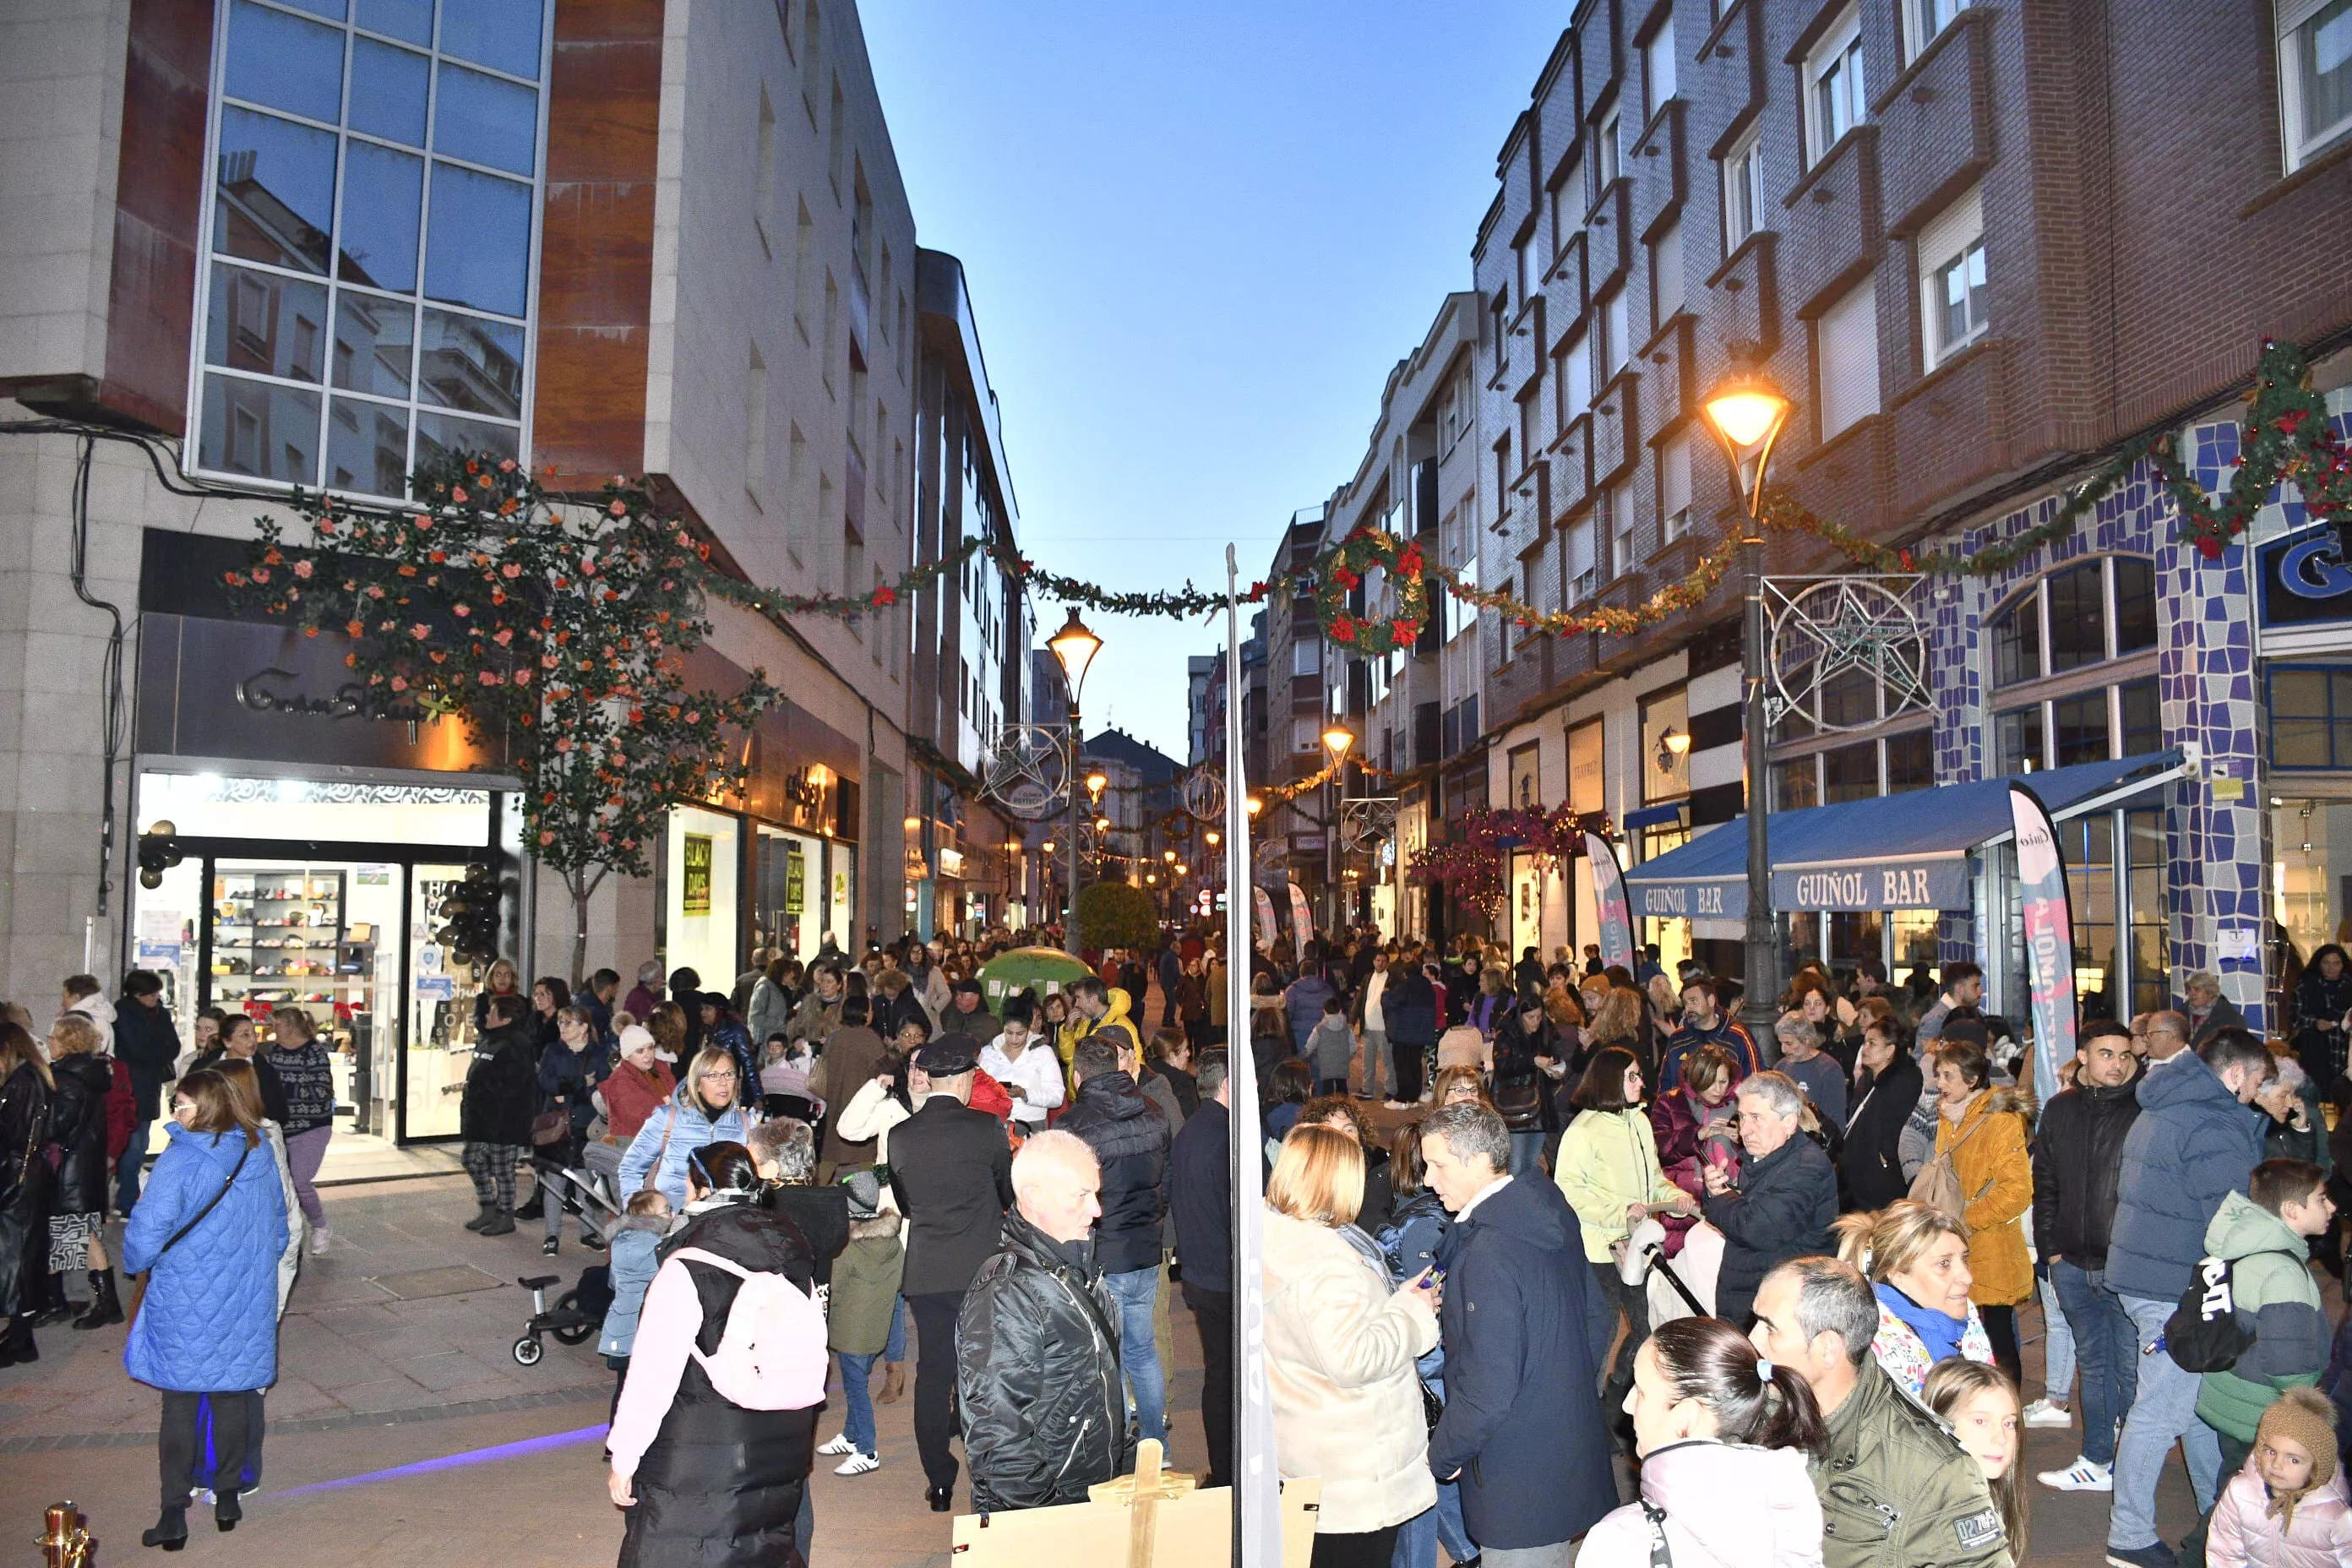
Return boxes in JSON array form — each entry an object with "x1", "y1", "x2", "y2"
[{"x1": 1223, "y1": 546, "x2": 1278, "y2": 1564}]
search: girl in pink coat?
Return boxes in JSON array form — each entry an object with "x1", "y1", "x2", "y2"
[{"x1": 2209, "y1": 1386, "x2": 2352, "y2": 1568}]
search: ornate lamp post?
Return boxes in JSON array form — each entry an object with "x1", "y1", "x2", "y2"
[
  {"x1": 1321, "y1": 723, "x2": 1355, "y2": 932},
  {"x1": 1048, "y1": 608, "x2": 1104, "y2": 956},
  {"x1": 1701, "y1": 357, "x2": 1794, "y2": 1036}
]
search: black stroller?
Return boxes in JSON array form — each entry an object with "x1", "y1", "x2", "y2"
[{"x1": 512, "y1": 1265, "x2": 613, "y2": 1367}]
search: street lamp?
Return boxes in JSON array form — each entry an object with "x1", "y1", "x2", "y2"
[
  {"x1": 1085, "y1": 770, "x2": 1108, "y2": 803},
  {"x1": 1048, "y1": 607, "x2": 1105, "y2": 956},
  {"x1": 1701, "y1": 355, "x2": 1794, "y2": 1037}
]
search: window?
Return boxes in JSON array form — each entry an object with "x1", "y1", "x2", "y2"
[
  {"x1": 1494, "y1": 436, "x2": 1513, "y2": 518},
  {"x1": 1995, "y1": 705, "x2": 2044, "y2": 773},
  {"x1": 1645, "y1": 19, "x2": 1678, "y2": 118},
  {"x1": 1723, "y1": 129, "x2": 1766, "y2": 250},
  {"x1": 792, "y1": 199, "x2": 815, "y2": 331},
  {"x1": 1564, "y1": 331, "x2": 1594, "y2": 417},
  {"x1": 1514, "y1": 238, "x2": 1531, "y2": 306},
  {"x1": 1919, "y1": 185, "x2": 1987, "y2": 368},
  {"x1": 1517, "y1": 389, "x2": 1542, "y2": 471},
  {"x1": 1551, "y1": 160, "x2": 1582, "y2": 257},
  {"x1": 196, "y1": 0, "x2": 552, "y2": 495},
  {"x1": 1651, "y1": 220, "x2": 1685, "y2": 329},
  {"x1": 1446, "y1": 553, "x2": 1479, "y2": 642},
  {"x1": 1772, "y1": 758, "x2": 1820, "y2": 811},
  {"x1": 2047, "y1": 560, "x2": 2107, "y2": 673},
  {"x1": 1603, "y1": 288, "x2": 1631, "y2": 378},
  {"x1": 1598, "y1": 111, "x2": 1622, "y2": 190},
  {"x1": 1490, "y1": 290, "x2": 1509, "y2": 371},
  {"x1": 1659, "y1": 433, "x2": 1691, "y2": 543},
  {"x1": 1905, "y1": 0, "x2": 1962, "y2": 60},
  {"x1": 1990, "y1": 588, "x2": 2041, "y2": 688},
  {"x1": 1993, "y1": 555, "x2": 2154, "y2": 685},
  {"x1": 1292, "y1": 640, "x2": 1321, "y2": 677},
  {"x1": 2271, "y1": 666, "x2": 2352, "y2": 768},
  {"x1": 745, "y1": 344, "x2": 766, "y2": 506},
  {"x1": 1885, "y1": 729, "x2": 1934, "y2": 792},
  {"x1": 1609, "y1": 484, "x2": 1636, "y2": 574},
  {"x1": 754, "y1": 89, "x2": 776, "y2": 250},
  {"x1": 2278, "y1": 0, "x2": 2352, "y2": 171},
  {"x1": 1816, "y1": 279, "x2": 1881, "y2": 438},
  {"x1": 1805, "y1": 8, "x2": 1866, "y2": 164},
  {"x1": 826, "y1": 79, "x2": 846, "y2": 190},
  {"x1": 1566, "y1": 514, "x2": 1598, "y2": 601},
  {"x1": 1822, "y1": 741, "x2": 1879, "y2": 803},
  {"x1": 2119, "y1": 677, "x2": 2161, "y2": 755},
  {"x1": 2052, "y1": 690, "x2": 2112, "y2": 766},
  {"x1": 2114, "y1": 555, "x2": 2158, "y2": 655}
]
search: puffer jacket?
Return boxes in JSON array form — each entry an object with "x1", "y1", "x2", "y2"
[
  {"x1": 1577, "y1": 1440, "x2": 1826, "y2": 1568},
  {"x1": 2208, "y1": 1459, "x2": 2352, "y2": 1568},
  {"x1": 2196, "y1": 1190, "x2": 2329, "y2": 1442},
  {"x1": 269, "y1": 1040, "x2": 336, "y2": 1138},
  {"x1": 1383, "y1": 971, "x2": 1439, "y2": 1048},
  {"x1": 1810, "y1": 1358, "x2": 2012, "y2": 1568},
  {"x1": 538, "y1": 1038, "x2": 607, "y2": 1147},
  {"x1": 112, "y1": 997, "x2": 180, "y2": 1119},
  {"x1": 829, "y1": 1218, "x2": 904, "y2": 1356},
  {"x1": 1261, "y1": 1206, "x2": 1439, "y2": 1534},
  {"x1": 46, "y1": 1051, "x2": 115, "y2": 1217},
  {"x1": 2109, "y1": 1051, "x2": 2267, "y2": 1304},
  {"x1": 956, "y1": 1211, "x2": 1131, "y2": 1512},
  {"x1": 122, "y1": 1124, "x2": 289, "y2": 1392},
  {"x1": 2031, "y1": 1075, "x2": 2141, "y2": 1270},
  {"x1": 596, "y1": 1211, "x2": 668, "y2": 1358},
  {"x1": 618, "y1": 1096, "x2": 754, "y2": 1210},
  {"x1": 1936, "y1": 1086, "x2": 2035, "y2": 1306},
  {"x1": 743, "y1": 977, "x2": 792, "y2": 1052},
  {"x1": 1055, "y1": 1070, "x2": 1170, "y2": 1275},
  {"x1": 1554, "y1": 1107, "x2": 1687, "y2": 1264},
  {"x1": 1702, "y1": 1133, "x2": 1838, "y2": 1327},
  {"x1": 458, "y1": 1022, "x2": 537, "y2": 1147}
]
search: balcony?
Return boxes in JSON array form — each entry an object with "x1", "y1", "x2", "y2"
[
  {"x1": 1585, "y1": 179, "x2": 1633, "y2": 293},
  {"x1": 849, "y1": 262, "x2": 872, "y2": 363},
  {"x1": 1630, "y1": 99, "x2": 1687, "y2": 243},
  {"x1": 1592, "y1": 369, "x2": 1639, "y2": 487},
  {"x1": 1641, "y1": 313, "x2": 1696, "y2": 436},
  {"x1": 1886, "y1": 336, "x2": 2011, "y2": 520},
  {"x1": 1706, "y1": 231, "x2": 1780, "y2": 357},
  {"x1": 1873, "y1": 8, "x2": 1994, "y2": 237},
  {"x1": 1780, "y1": 126, "x2": 1881, "y2": 317}
]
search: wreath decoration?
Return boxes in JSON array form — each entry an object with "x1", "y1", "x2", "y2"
[{"x1": 1315, "y1": 527, "x2": 1429, "y2": 656}]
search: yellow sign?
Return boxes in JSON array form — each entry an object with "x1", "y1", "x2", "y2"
[{"x1": 682, "y1": 833, "x2": 713, "y2": 915}]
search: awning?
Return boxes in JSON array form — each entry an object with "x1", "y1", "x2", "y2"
[
  {"x1": 1622, "y1": 802, "x2": 1689, "y2": 831},
  {"x1": 1621, "y1": 751, "x2": 2185, "y2": 920}
]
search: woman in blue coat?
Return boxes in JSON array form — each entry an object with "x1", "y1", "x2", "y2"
[
  {"x1": 619, "y1": 1048, "x2": 753, "y2": 1209},
  {"x1": 122, "y1": 1066, "x2": 290, "y2": 1550}
]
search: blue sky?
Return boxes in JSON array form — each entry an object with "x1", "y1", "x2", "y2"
[{"x1": 859, "y1": 3, "x2": 1565, "y2": 762}]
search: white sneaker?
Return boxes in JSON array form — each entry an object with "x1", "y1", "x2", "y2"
[
  {"x1": 2039, "y1": 1456, "x2": 2113, "y2": 1492},
  {"x1": 2022, "y1": 1396, "x2": 2071, "y2": 1428},
  {"x1": 833, "y1": 1451, "x2": 880, "y2": 1476},
  {"x1": 309, "y1": 1224, "x2": 332, "y2": 1257},
  {"x1": 817, "y1": 1433, "x2": 856, "y2": 1456}
]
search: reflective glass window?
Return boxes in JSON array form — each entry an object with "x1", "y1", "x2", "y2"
[
  {"x1": 424, "y1": 163, "x2": 531, "y2": 316},
  {"x1": 225, "y1": 1, "x2": 346, "y2": 123},
  {"x1": 2048, "y1": 561, "x2": 2107, "y2": 672},
  {"x1": 338, "y1": 141, "x2": 422, "y2": 290},
  {"x1": 419, "y1": 309, "x2": 525, "y2": 417},
  {"x1": 326, "y1": 396, "x2": 411, "y2": 495},
  {"x1": 1990, "y1": 588, "x2": 2040, "y2": 687},
  {"x1": 2052, "y1": 689, "x2": 2112, "y2": 766},
  {"x1": 199, "y1": 374, "x2": 321, "y2": 484},
  {"x1": 206, "y1": 265, "x2": 328, "y2": 382},
  {"x1": 2114, "y1": 556, "x2": 2158, "y2": 655},
  {"x1": 433, "y1": 62, "x2": 536, "y2": 174},
  {"x1": 1885, "y1": 728, "x2": 1933, "y2": 793},
  {"x1": 333, "y1": 291, "x2": 414, "y2": 397},
  {"x1": 349, "y1": 37, "x2": 429, "y2": 145},
  {"x1": 356, "y1": 0, "x2": 432, "y2": 45},
  {"x1": 416, "y1": 409, "x2": 520, "y2": 470},
  {"x1": 439, "y1": 0, "x2": 543, "y2": 79},
  {"x1": 213, "y1": 107, "x2": 337, "y2": 275}
]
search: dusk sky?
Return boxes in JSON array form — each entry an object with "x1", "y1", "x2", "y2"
[{"x1": 860, "y1": 3, "x2": 1566, "y2": 764}]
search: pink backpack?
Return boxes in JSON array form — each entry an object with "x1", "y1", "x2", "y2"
[{"x1": 668, "y1": 1248, "x2": 828, "y2": 1410}]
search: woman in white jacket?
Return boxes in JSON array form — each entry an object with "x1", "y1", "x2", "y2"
[
  {"x1": 1578, "y1": 1314, "x2": 1828, "y2": 1568},
  {"x1": 1260, "y1": 1123, "x2": 1441, "y2": 1567}
]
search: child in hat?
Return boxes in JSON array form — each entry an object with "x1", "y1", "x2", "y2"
[{"x1": 2207, "y1": 1386, "x2": 2352, "y2": 1567}]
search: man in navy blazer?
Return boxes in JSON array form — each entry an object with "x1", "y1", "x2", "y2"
[{"x1": 1419, "y1": 1101, "x2": 1614, "y2": 1565}]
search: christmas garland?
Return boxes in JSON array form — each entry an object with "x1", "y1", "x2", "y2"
[{"x1": 1431, "y1": 525, "x2": 1746, "y2": 640}]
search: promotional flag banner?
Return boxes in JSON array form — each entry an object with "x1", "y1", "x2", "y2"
[
  {"x1": 2008, "y1": 782, "x2": 2077, "y2": 1107},
  {"x1": 1224, "y1": 547, "x2": 1280, "y2": 1565},
  {"x1": 1285, "y1": 881, "x2": 1313, "y2": 958},
  {"x1": 1252, "y1": 885, "x2": 1277, "y2": 955},
  {"x1": 1585, "y1": 830, "x2": 1636, "y2": 972}
]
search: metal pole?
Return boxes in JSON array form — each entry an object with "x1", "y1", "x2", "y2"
[
  {"x1": 1065, "y1": 700, "x2": 1084, "y2": 958},
  {"x1": 1742, "y1": 536, "x2": 1778, "y2": 1041}
]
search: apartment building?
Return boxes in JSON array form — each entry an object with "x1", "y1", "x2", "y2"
[
  {"x1": 0, "y1": 0, "x2": 961, "y2": 1150},
  {"x1": 1255, "y1": 507, "x2": 1339, "y2": 922},
  {"x1": 1466, "y1": 0, "x2": 2352, "y2": 1021}
]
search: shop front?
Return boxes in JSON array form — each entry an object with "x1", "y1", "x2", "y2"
[
  {"x1": 130, "y1": 544, "x2": 523, "y2": 1160},
  {"x1": 2256, "y1": 518, "x2": 2352, "y2": 1020}
]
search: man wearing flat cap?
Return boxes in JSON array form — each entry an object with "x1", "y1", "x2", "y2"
[{"x1": 888, "y1": 1032, "x2": 1015, "y2": 1512}]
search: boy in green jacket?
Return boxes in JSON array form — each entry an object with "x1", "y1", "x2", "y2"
[{"x1": 2196, "y1": 1157, "x2": 2337, "y2": 1475}]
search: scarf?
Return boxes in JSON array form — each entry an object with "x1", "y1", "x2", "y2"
[{"x1": 1876, "y1": 1279, "x2": 1967, "y2": 1364}]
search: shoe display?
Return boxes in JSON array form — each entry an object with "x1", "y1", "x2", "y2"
[
  {"x1": 2106, "y1": 1541, "x2": 2179, "y2": 1568},
  {"x1": 2022, "y1": 1396, "x2": 2072, "y2": 1428},
  {"x1": 2040, "y1": 1456, "x2": 2113, "y2": 1491},
  {"x1": 835, "y1": 1451, "x2": 880, "y2": 1476},
  {"x1": 818, "y1": 1433, "x2": 856, "y2": 1456}
]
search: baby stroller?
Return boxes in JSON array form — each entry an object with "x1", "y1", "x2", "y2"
[
  {"x1": 512, "y1": 1265, "x2": 613, "y2": 1367},
  {"x1": 531, "y1": 1157, "x2": 626, "y2": 1258}
]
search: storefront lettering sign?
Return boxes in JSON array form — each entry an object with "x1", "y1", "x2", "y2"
[
  {"x1": 681, "y1": 833, "x2": 714, "y2": 915},
  {"x1": 783, "y1": 848, "x2": 806, "y2": 916},
  {"x1": 1636, "y1": 882, "x2": 1734, "y2": 918},
  {"x1": 1772, "y1": 858, "x2": 1967, "y2": 912},
  {"x1": 237, "y1": 667, "x2": 430, "y2": 725},
  {"x1": 2260, "y1": 525, "x2": 2352, "y2": 629}
]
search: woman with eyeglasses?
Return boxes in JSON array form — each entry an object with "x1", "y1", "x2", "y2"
[
  {"x1": 619, "y1": 1047, "x2": 754, "y2": 1210},
  {"x1": 607, "y1": 1141, "x2": 824, "y2": 1566}
]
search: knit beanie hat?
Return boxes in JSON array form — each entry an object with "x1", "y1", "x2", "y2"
[{"x1": 2257, "y1": 1386, "x2": 2339, "y2": 1527}]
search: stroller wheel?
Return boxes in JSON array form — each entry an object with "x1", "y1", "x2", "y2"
[
  {"x1": 552, "y1": 1291, "x2": 596, "y2": 1346},
  {"x1": 512, "y1": 1336, "x2": 544, "y2": 1367}
]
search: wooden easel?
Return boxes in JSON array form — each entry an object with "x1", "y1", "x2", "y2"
[{"x1": 948, "y1": 1441, "x2": 1320, "y2": 1565}]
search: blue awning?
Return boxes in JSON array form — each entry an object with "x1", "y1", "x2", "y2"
[
  {"x1": 1622, "y1": 802, "x2": 1689, "y2": 831},
  {"x1": 1621, "y1": 751, "x2": 2184, "y2": 920}
]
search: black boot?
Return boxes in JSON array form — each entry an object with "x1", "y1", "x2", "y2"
[
  {"x1": 142, "y1": 1505, "x2": 188, "y2": 1551},
  {"x1": 479, "y1": 1209, "x2": 516, "y2": 1236},
  {"x1": 30, "y1": 1271, "x2": 77, "y2": 1327},
  {"x1": 463, "y1": 1202, "x2": 498, "y2": 1232},
  {"x1": 7, "y1": 1315, "x2": 38, "y2": 1365},
  {"x1": 74, "y1": 1269, "x2": 123, "y2": 1330},
  {"x1": 215, "y1": 1489, "x2": 242, "y2": 1531},
  {"x1": 514, "y1": 1190, "x2": 546, "y2": 1221}
]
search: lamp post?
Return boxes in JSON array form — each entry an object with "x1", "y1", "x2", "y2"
[
  {"x1": 1701, "y1": 357, "x2": 1794, "y2": 1038},
  {"x1": 1321, "y1": 723, "x2": 1355, "y2": 933},
  {"x1": 1048, "y1": 608, "x2": 1105, "y2": 957}
]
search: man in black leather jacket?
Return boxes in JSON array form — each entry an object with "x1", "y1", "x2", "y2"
[
  {"x1": 2029, "y1": 1017, "x2": 2143, "y2": 1491},
  {"x1": 1056, "y1": 1036, "x2": 1172, "y2": 1451},
  {"x1": 956, "y1": 1130, "x2": 1131, "y2": 1512}
]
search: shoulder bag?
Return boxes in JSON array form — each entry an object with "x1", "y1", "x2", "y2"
[
  {"x1": 1907, "y1": 1108, "x2": 1993, "y2": 1233},
  {"x1": 128, "y1": 1139, "x2": 253, "y2": 1324}
]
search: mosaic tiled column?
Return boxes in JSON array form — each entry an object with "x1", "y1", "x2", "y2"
[{"x1": 2166, "y1": 424, "x2": 2266, "y2": 1028}]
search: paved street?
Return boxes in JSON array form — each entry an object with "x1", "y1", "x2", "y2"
[{"x1": 0, "y1": 1157, "x2": 2212, "y2": 1568}]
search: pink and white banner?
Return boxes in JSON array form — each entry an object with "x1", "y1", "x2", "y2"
[
  {"x1": 2009, "y1": 782, "x2": 2076, "y2": 1106},
  {"x1": 1585, "y1": 830, "x2": 1636, "y2": 972}
]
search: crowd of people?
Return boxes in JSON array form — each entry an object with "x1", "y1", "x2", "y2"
[{"x1": 16, "y1": 916, "x2": 2352, "y2": 1567}]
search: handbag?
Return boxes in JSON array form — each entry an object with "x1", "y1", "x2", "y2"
[
  {"x1": 1907, "y1": 1108, "x2": 1993, "y2": 1233},
  {"x1": 128, "y1": 1140, "x2": 253, "y2": 1324},
  {"x1": 1418, "y1": 1375, "x2": 1444, "y2": 1434},
  {"x1": 530, "y1": 1109, "x2": 570, "y2": 1147}
]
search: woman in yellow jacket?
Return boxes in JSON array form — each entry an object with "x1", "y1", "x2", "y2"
[
  {"x1": 1928, "y1": 1035, "x2": 2034, "y2": 1386},
  {"x1": 1553, "y1": 1045, "x2": 1696, "y2": 1422}
]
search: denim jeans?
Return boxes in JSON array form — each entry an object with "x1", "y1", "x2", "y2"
[
  {"x1": 1389, "y1": 1480, "x2": 1475, "y2": 1566},
  {"x1": 2050, "y1": 1260, "x2": 2137, "y2": 1467},
  {"x1": 837, "y1": 1350, "x2": 879, "y2": 1454},
  {"x1": 1102, "y1": 1265, "x2": 1168, "y2": 1446},
  {"x1": 886, "y1": 1293, "x2": 907, "y2": 1363},
  {"x1": 116, "y1": 1118, "x2": 152, "y2": 1215},
  {"x1": 1362, "y1": 1028, "x2": 1391, "y2": 1100},
  {"x1": 2110, "y1": 1291, "x2": 2223, "y2": 1549},
  {"x1": 2038, "y1": 1270, "x2": 2077, "y2": 1406},
  {"x1": 1507, "y1": 1130, "x2": 1544, "y2": 1178}
]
